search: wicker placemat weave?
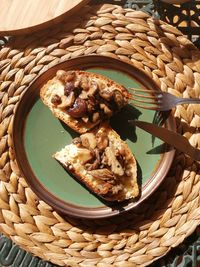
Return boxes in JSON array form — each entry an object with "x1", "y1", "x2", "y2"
[{"x1": 0, "y1": 3, "x2": 199, "y2": 267}]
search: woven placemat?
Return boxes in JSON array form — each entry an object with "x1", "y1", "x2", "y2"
[{"x1": 0, "y1": 3, "x2": 200, "y2": 267}]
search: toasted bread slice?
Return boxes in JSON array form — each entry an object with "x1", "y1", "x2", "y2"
[
  {"x1": 40, "y1": 70, "x2": 130, "y2": 134},
  {"x1": 53, "y1": 123, "x2": 139, "y2": 202}
]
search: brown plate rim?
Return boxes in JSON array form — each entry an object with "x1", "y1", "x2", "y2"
[{"x1": 12, "y1": 55, "x2": 176, "y2": 219}]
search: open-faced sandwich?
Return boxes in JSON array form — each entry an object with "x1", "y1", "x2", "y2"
[
  {"x1": 53, "y1": 123, "x2": 139, "y2": 202},
  {"x1": 40, "y1": 70, "x2": 130, "y2": 134}
]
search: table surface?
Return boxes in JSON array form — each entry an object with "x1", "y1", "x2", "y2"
[
  {"x1": 0, "y1": 0, "x2": 89, "y2": 36},
  {"x1": 0, "y1": 0, "x2": 199, "y2": 267}
]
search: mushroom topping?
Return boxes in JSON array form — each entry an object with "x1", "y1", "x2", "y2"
[
  {"x1": 79, "y1": 90, "x2": 88, "y2": 100},
  {"x1": 85, "y1": 149, "x2": 101, "y2": 171},
  {"x1": 81, "y1": 116, "x2": 89, "y2": 123},
  {"x1": 51, "y1": 94, "x2": 62, "y2": 106},
  {"x1": 65, "y1": 72, "x2": 76, "y2": 82},
  {"x1": 99, "y1": 88, "x2": 113, "y2": 101},
  {"x1": 72, "y1": 137, "x2": 82, "y2": 147},
  {"x1": 67, "y1": 98, "x2": 87, "y2": 118},
  {"x1": 80, "y1": 76, "x2": 89, "y2": 91},
  {"x1": 74, "y1": 77, "x2": 81, "y2": 88},
  {"x1": 64, "y1": 82, "x2": 74, "y2": 96},
  {"x1": 76, "y1": 148, "x2": 93, "y2": 165},
  {"x1": 87, "y1": 96, "x2": 96, "y2": 113},
  {"x1": 100, "y1": 103, "x2": 113, "y2": 116},
  {"x1": 117, "y1": 145, "x2": 126, "y2": 157},
  {"x1": 113, "y1": 90, "x2": 125, "y2": 109},
  {"x1": 92, "y1": 112, "x2": 100, "y2": 123},
  {"x1": 57, "y1": 92, "x2": 75, "y2": 109},
  {"x1": 97, "y1": 80, "x2": 106, "y2": 90},
  {"x1": 56, "y1": 70, "x2": 67, "y2": 82},
  {"x1": 87, "y1": 168, "x2": 123, "y2": 196},
  {"x1": 101, "y1": 152, "x2": 108, "y2": 166},
  {"x1": 104, "y1": 142, "x2": 124, "y2": 176},
  {"x1": 56, "y1": 70, "x2": 75, "y2": 83},
  {"x1": 80, "y1": 133, "x2": 97, "y2": 149},
  {"x1": 88, "y1": 81, "x2": 98, "y2": 96},
  {"x1": 87, "y1": 168, "x2": 115, "y2": 181},
  {"x1": 96, "y1": 132, "x2": 108, "y2": 151}
]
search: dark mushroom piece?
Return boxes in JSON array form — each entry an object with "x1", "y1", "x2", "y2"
[
  {"x1": 67, "y1": 97, "x2": 87, "y2": 118},
  {"x1": 51, "y1": 94, "x2": 62, "y2": 106},
  {"x1": 113, "y1": 90, "x2": 125, "y2": 109},
  {"x1": 72, "y1": 137, "x2": 82, "y2": 147},
  {"x1": 85, "y1": 149, "x2": 101, "y2": 171},
  {"x1": 87, "y1": 96, "x2": 96, "y2": 113},
  {"x1": 64, "y1": 82, "x2": 74, "y2": 96}
]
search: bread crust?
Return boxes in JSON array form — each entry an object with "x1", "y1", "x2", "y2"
[
  {"x1": 40, "y1": 70, "x2": 130, "y2": 134},
  {"x1": 53, "y1": 123, "x2": 139, "y2": 202}
]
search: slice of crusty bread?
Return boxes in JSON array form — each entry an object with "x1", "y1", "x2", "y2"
[
  {"x1": 53, "y1": 123, "x2": 139, "y2": 202},
  {"x1": 40, "y1": 70, "x2": 130, "y2": 134}
]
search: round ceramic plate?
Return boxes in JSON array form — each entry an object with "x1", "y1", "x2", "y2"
[{"x1": 13, "y1": 55, "x2": 176, "y2": 219}]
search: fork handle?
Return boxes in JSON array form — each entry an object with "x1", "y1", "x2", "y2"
[{"x1": 177, "y1": 97, "x2": 200, "y2": 105}]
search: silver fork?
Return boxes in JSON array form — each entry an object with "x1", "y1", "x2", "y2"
[{"x1": 129, "y1": 88, "x2": 200, "y2": 111}]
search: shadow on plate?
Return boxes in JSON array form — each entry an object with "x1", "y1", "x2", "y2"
[
  {"x1": 110, "y1": 104, "x2": 142, "y2": 143},
  {"x1": 151, "y1": 110, "x2": 171, "y2": 146},
  {"x1": 60, "y1": 121, "x2": 79, "y2": 139},
  {"x1": 147, "y1": 143, "x2": 174, "y2": 155},
  {"x1": 60, "y1": 104, "x2": 142, "y2": 144}
]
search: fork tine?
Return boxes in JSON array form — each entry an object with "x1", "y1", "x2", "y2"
[
  {"x1": 128, "y1": 87, "x2": 164, "y2": 111},
  {"x1": 131, "y1": 103, "x2": 159, "y2": 111},
  {"x1": 132, "y1": 92, "x2": 159, "y2": 100},
  {"x1": 130, "y1": 97, "x2": 157, "y2": 105},
  {"x1": 128, "y1": 87, "x2": 160, "y2": 94}
]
